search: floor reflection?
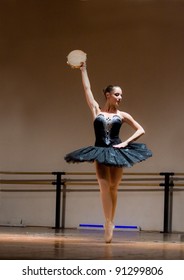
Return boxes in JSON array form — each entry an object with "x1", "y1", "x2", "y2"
[{"x1": 0, "y1": 226, "x2": 184, "y2": 259}]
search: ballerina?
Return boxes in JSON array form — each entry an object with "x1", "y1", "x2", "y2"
[{"x1": 65, "y1": 62, "x2": 152, "y2": 243}]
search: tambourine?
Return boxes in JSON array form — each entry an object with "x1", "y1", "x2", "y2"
[{"x1": 67, "y1": 50, "x2": 87, "y2": 68}]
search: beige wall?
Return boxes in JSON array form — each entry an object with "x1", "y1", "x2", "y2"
[{"x1": 0, "y1": 0, "x2": 184, "y2": 230}]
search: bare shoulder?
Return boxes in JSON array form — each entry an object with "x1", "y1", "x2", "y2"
[
  {"x1": 119, "y1": 110, "x2": 145, "y2": 131},
  {"x1": 119, "y1": 111, "x2": 134, "y2": 121}
]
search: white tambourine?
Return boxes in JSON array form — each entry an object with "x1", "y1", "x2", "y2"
[{"x1": 67, "y1": 50, "x2": 87, "y2": 68}]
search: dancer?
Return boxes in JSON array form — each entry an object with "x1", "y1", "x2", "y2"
[{"x1": 65, "y1": 62, "x2": 152, "y2": 243}]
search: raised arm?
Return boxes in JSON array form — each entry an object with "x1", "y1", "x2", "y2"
[{"x1": 80, "y1": 63, "x2": 100, "y2": 119}]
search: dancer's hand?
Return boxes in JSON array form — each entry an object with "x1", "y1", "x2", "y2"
[
  {"x1": 80, "y1": 61, "x2": 87, "y2": 71},
  {"x1": 113, "y1": 141, "x2": 128, "y2": 149}
]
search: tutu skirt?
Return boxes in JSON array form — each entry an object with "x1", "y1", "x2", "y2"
[{"x1": 65, "y1": 143, "x2": 152, "y2": 168}]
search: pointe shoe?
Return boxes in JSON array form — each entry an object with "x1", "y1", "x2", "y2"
[{"x1": 104, "y1": 221, "x2": 114, "y2": 243}]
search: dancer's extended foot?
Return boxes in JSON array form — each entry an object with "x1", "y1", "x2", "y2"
[{"x1": 104, "y1": 220, "x2": 114, "y2": 243}]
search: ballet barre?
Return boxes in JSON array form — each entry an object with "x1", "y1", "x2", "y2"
[{"x1": 0, "y1": 171, "x2": 184, "y2": 233}]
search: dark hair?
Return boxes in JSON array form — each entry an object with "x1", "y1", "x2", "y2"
[
  {"x1": 103, "y1": 85, "x2": 115, "y2": 95},
  {"x1": 103, "y1": 85, "x2": 122, "y2": 98}
]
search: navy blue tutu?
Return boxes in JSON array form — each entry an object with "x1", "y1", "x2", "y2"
[
  {"x1": 65, "y1": 114, "x2": 152, "y2": 168},
  {"x1": 65, "y1": 143, "x2": 152, "y2": 168}
]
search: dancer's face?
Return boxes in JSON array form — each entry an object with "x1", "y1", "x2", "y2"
[{"x1": 108, "y1": 87, "x2": 123, "y2": 107}]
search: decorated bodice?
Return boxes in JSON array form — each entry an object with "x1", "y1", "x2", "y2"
[{"x1": 94, "y1": 114, "x2": 122, "y2": 147}]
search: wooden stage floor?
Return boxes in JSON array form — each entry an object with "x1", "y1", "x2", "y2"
[{"x1": 0, "y1": 226, "x2": 184, "y2": 260}]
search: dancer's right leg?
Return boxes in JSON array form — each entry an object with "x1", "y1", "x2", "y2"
[
  {"x1": 95, "y1": 162, "x2": 114, "y2": 243},
  {"x1": 95, "y1": 162, "x2": 112, "y2": 222}
]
